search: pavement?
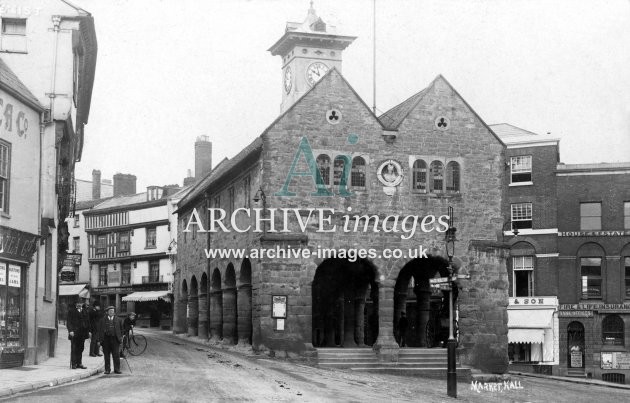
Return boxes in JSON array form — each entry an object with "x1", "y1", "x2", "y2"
[{"x1": 0, "y1": 324, "x2": 104, "y2": 399}]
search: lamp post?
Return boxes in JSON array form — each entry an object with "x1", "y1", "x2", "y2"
[{"x1": 445, "y1": 206, "x2": 457, "y2": 398}]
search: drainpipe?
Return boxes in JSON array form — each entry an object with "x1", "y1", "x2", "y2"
[
  {"x1": 49, "y1": 16, "x2": 61, "y2": 116},
  {"x1": 33, "y1": 111, "x2": 45, "y2": 364}
]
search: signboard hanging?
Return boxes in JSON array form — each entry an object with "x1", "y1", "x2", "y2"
[{"x1": 8, "y1": 265, "x2": 20, "y2": 287}]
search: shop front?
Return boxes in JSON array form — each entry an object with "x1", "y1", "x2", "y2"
[
  {"x1": 508, "y1": 297, "x2": 559, "y2": 374},
  {"x1": 0, "y1": 227, "x2": 39, "y2": 368},
  {"x1": 122, "y1": 290, "x2": 172, "y2": 329}
]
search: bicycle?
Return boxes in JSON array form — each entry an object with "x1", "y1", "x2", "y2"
[{"x1": 121, "y1": 327, "x2": 147, "y2": 356}]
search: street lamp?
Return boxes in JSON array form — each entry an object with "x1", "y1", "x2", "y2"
[
  {"x1": 445, "y1": 206, "x2": 457, "y2": 398},
  {"x1": 502, "y1": 220, "x2": 519, "y2": 243}
]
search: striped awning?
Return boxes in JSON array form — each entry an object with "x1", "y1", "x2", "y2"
[
  {"x1": 508, "y1": 328, "x2": 544, "y2": 344},
  {"x1": 122, "y1": 291, "x2": 171, "y2": 303}
]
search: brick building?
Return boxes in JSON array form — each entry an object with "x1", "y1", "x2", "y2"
[{"x1": 173, "y1": 5, "x2": 510, "y2": 373}]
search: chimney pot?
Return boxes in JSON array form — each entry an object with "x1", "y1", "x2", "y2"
[{"x1": 92, "y1": 169, "x2": 101, "y2": 200}]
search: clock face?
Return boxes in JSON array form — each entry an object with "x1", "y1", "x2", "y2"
[
  {"x1": 306, "y1": 62, "x2": 329, "y2": 86},
  {"x1": 284, "y1": 67, "x2": 292, "y2": 94}
]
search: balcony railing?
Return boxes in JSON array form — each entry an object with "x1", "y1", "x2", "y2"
[{"x1": 142, "y1": 275, "x2": 164, "y2": 284}]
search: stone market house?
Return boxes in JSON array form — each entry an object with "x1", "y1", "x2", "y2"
[{"x1": 173, "y1": 5, "x2": 510, "y2": 373}]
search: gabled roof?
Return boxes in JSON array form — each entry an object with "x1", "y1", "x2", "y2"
[
  {"x1": 490, "y1": 123, "x2": 540, "y2": 138},
  {"x1": 490, "y1": 123, "x2": 560, "y2": 147},
  {"x1": 379, "y1": 87, "x2": 429, "y2": 130},
  {"x1": 0, "y1": 58, "x2": 43, "y2": 111}
]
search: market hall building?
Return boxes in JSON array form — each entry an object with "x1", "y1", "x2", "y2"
[{"x1": 173, "y1": 5, "x2": 511, "y2": 373}]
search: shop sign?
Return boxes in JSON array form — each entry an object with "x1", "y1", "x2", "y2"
[
  {"x1": 558, "y1": 310, "x2": 593, "y2": 318},
  {"x1": 0, "y1": 226, "x2": 39, "y2": 263},
  {"x1": 558, "y1": 230, "x2": 630, "y2": 237},
  {"x1": 601, "y1": 352, "x2": 630, "y2": 370},
  {"x1": 8, "y1": 265, "x2": 20, "y2": 287},
  {"x1": 511, "y1": 297, "x2": 557, "y2": 306},
  {"x1": 59, "y1": 269, "x2": 76, "y2": 283},
  {"x1": 560, "y1": 303, "x2": 630, "y2": 313},
  {"x1": 92, "y1": 286, "x2": 133, "y2": 294}
]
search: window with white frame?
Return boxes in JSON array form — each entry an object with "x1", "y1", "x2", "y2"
[
  {"x1": 429, "y1": 160, "x2": 444, "y2": 193},
  {"x1": 513, "y1": 256, "x2": 534, "y2": 297},
  {"x1": 316, "y1": 154, "x2": 330, "y2": 185},
  {"x1": 96, "y1": 234, "x2": 107, "y2": 254},
  {"x1": 118, "y1": 231, "x2": 130, "y2": 252},
  {"x1": 73, "y1": 237, "x2": 80, "y2": 253},
  {"x1": 445, "y1": 161, "x2": 460, "y2": 193},
  {"x1": 1, "y1": 18, "x2": 27, "y2": 53},
  {"x1": 511, "y1": 203, "x2": 532, "y2": 230},
  {"x1": 625, "y1": 257, "x2": 630, "y2": 299},
  {"x1": 146, "y1": 227, "x2": 156, "y2": 248},
  {"x1": 580, "y1": 202, "x2": 601, "y2": 230},
  {"x1": 510, "y1": 155, "x2": 532, "y2": 183},
  {"x1": 99, "y1": 264, "x2": 108, "y2": 286},
  {"x1": 581, "y1": 257, "x2": 602, "y2": 299},
  {"x1": 351, "y1": 157, "x2": 366, "y2": 188},
  {"x1": 333, "y1": 157, "x2": 346, "y2": 186},
  {"x1": 73, "y1": 214, "x2": 80, "y2": 227},
  {"x1": 0, "y1": 141, "x2": 10, "y2": 212},
  {"x1": 412, "y1": 159, "x2": 427, "y2": 191}
]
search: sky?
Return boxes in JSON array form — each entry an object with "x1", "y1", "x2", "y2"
[{"x1": 73, "y1": 0, "x2": 630, "y2": 190}]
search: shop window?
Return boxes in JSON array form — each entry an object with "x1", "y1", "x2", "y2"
[
  {"x1": 146, "y1": 227, "x2": 156, "y2": 248},
  {"x1": 118, "y1": 231, "x2": 130, "y2": 252},
  {"x1": 429, "y1": 161, "x2": 444, "y2": 193},
  {"x1": 96, "y1": 234, "x2": 107, "y2": 254},
  {"x1": 73, "y1": 237, "x2": 80, "y2": 253},
  {"x1": 602, "y1": 315, "x2": 624, "y2": 346},
  {"x1": 445, "y1": 161, "x2": 460, "y2": 193},
  {"x1": 511, "y1": 203, "x2": 533, "y2": 230},
  {"x1": 121, "y1": 263, "x2": 131, "y2": 285},
  {"x1": 333, "y1": 157, "x2": 345, "y2": 186},
  {"x1": 625, "y1": 202, "x2": 630, "y2": 229},
  {"x1": 0, "y1": 141, "x2": 10, "y2": 213},
  {"x1": 581, "y1": 257, "x2": 602, "y2": 299},
  {"x1": 513, "y1": 256, "x2": 534, "y2": 297},
  {"x1": 626, "y1": 258, "x2": 630, "y2": 298},
  {"x1": 1, "y1": 18, "x2": 27, "y2": 53},
  {"x1": 99, "y1": 265, "x2": 108, "y2": 286},
  {"x1": 350, "y1": 157, "x2": 366, "y2": 188},
  {"x1": 508, "y1": 343, "x2": 535, "y2": 363},
  {"x1": 580, "y1": 202, "x2": 601, "y2": 230},
  {"x1": 316, "y1": 154, "x2": 330, "y2": 185},
  {"x1": 0, "y1": 262, "x2": 23, "y2": 347},
  {"x1": 510, "y1": 155, "x2": 532, "y2": 183},
  {"x1": 412, "y1": 159, "x2": 427, "y2": 191}
]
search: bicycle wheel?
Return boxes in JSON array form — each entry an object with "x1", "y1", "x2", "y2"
[{"x1": 128, "y1": 334, "x2": 147, "y2": 356}]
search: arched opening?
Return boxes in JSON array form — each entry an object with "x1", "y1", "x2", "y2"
[
  {"x1": 237, "y1": 259, "x2": 253, "y2": 345},
  {"x1": 209, "y1": 268, "x2": 223, "y2": 340},
  {"x1": 312, "y1": 258, "x2": 379, "y2": 348},
  {"x1": 198, "y1": 273, "x2": 209, "y2": 339},
  {"x1": 223, "y1": 263, "x2": 237, "y2": 344},
  {"x1": 188, "y1": 276, "x2": 199, "y2": 337},
  {"x1": 394, "y1": 257, "x2": 452, "y2": 348},
  {"x1": 175, "y1": 279, "x2": 189, "y2": 334},
  {"x1": 567, "y1": 321, "x2": 585, "y2": 369}
]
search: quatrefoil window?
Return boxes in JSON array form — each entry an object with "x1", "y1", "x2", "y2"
[{"x1": 435, "y1": 116, "x2": 450, "y2": 131}]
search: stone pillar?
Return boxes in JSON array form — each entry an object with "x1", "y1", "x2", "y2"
[
  {"x1": 209, "y1": 290, "x2": 223, "y2": 341},
  {"x1": 373, "y1": 283, "x2": 399, "y2": 362},
  {"x1": 173, "y1": 297, "x2": 187, "y2": 334},
  {"x1": 222, "y1": 287, "x2": 237, "y2": 345},
  {"x1": 415, "y1": 284, "x2": 432, "y2": 347},
  {"x1": 198, "y1": 293, "x2": 209, "y2": 339},
  {"x1": 355, "y1": 294, "x2": 366, "y2": 346},
  {"x1": 237, "y1": 285, "x2": 252, "y2": 345},
  {"x1": 187, "y1": 295, "x2": 198, "y2": 337},
  {"x1": 343, "y1": 292, "x2": 357, "y2": 347}
]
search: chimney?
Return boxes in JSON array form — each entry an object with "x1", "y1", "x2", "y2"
[
  {"x1": 195, "y1": 136, "x2": 212, "y2": 181},
  {"x1": 113, "y1": 173, "x2": 137, "y2": 197},
  {"x1": 92, "y1": 169, "x2": 101, "y2": 200}
]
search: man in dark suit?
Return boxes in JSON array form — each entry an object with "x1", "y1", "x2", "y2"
[
  {"x1": 97, "y1": 306, "x2": 123, "y2": 374},
  {"x1": 67, "y1": 300, "x2": 91, "y2": 369},
  {"x1": 88, "y1": 301, "x2": 103, "y2": 357}
]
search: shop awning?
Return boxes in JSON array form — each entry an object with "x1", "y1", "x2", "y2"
[
  {"x1": 122, "y1": 291, "x2": 171, "y2": 303},
  {"x1": 59, "y1": 284, "x2": 90, "y2": 298},
  {"x1": 508, "y1": 328, "x2": 544, "y2": 344},
  {"x1": 508, "y1": 309, "x2": 554, "y2": 329}
]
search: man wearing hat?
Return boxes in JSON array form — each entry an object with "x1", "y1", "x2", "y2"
[
  {"x1": 67, "y1": 299, "x2": 91, "y2": 369},
  {"x1": 97, "y1": 306, "x2": 123, "y2": 374},
  {"x1": 88, "y1": 300, "x2": 103, "y2": 357}
]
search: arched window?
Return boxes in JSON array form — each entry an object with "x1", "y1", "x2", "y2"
[
  {"x1": 429, "y1": 161, "x2": 444, "y2": 193},
  {"x1": 316, "y1": 154, "x2": 330, "y2": 185},
  {"x1": 412, "y1": 160, "x2": 427, "y2": 191},
  {"x1": 446, "y1": 161, "x2": 460, "y2": 192},
  {"x1": 333, "y1": 157, "x2": 346, "y2": 186},
  {"x1": 351, "y1": 156, "x2": 366, "y2": 188},
  {"x1": 602, "y1": 315, "x2": 624, "y2": 346}
]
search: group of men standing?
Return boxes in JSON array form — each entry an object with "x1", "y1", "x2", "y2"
[{"x1": 66, "y1": 300, "x2": 127, "y2": 374}]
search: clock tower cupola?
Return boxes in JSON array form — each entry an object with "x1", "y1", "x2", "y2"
[{"x1": 268, "y1": 2, "x2": 356, "y2": 113}]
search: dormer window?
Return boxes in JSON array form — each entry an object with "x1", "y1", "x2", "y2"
[{"x1": 147, "y1": 186, "x2": 163, "y2": 201}]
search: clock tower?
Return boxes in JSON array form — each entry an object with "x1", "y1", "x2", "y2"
[{"x1": 268, "y1": 2, "x2": 356, "y2": 113}]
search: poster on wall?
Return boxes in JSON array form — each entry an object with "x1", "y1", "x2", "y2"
[
  {"x1": 8, "y1": 265, "x2": 20, "y2": 287},
  {"x1": 0, "y1": 262, "x2": 5, "y2": 285},
  {"x1": 272, "y1": 295, "x2": 287, "y2": 319},
  {"x1": 601, "y1": 352, "x2": 630, "y2": 370},
  {"x1": 570, "y1": 346, "x2": 583, "y2": 368}
]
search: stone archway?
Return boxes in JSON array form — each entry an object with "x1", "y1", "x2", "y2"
[
  {"x1": 199, "y1": 273, "x2": 209, "y2": 339},
  {"x1": 237, "y1": 259, "x2": 253, "y2": 345},
  {"x1": 223, "y1": 263, "x2": 237, "y2": 344},
  {"x1": 175, "y1": 279, "x2": 189, "y2": 334},
  {"x1": 188, "y1": 276, "x2": 199, "y2": 337},
  {"x1": 394, "y1": 257, "x2": 452, "y2": 348},
  {"x1": 209, "y1": 268, "x2": 223, "y2": 341},
  {"x1": 312, "y1": 258, "x2": 379, "y2": 348}
]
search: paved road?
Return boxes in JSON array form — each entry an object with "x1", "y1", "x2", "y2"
[{"x1": 8, "y1": 330, "x2": 630, "y2": 402}]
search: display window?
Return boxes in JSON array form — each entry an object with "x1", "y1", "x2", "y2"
[{"x1": 0, "y1": 262, "x2": 23, "y2": 348}]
